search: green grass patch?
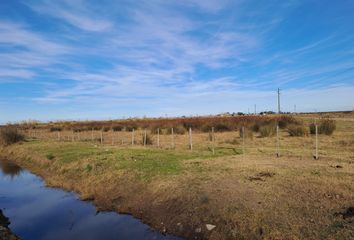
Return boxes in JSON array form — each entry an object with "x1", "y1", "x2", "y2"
[{"x1": 21, "y1": 141, "x2": 239, "y2": 180}]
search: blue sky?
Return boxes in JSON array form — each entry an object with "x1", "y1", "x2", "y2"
[{"x1": 0, "y1": 0, "x2": 354, "y2": 123}]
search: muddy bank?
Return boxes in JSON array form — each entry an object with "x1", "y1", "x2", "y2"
[{"x1": 0, "y1": 210, "x2": 19, "y2": 240}]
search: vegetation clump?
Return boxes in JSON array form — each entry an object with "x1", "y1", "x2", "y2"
[
  {"x1": 319, "y1": 118, "x2": 336, "y2": 135},
  {"x1": 0, "y1": 127, "x2": 24, "y2": 146},
  {"x1": 287, "y1": 124, "x2": 308, "y2": 136},
  {"x1": 259, "y1": 124, "x2": 276, "y2": 137},
  {"x1": 49, "y1": 127, "x2": 62, "y2": 132},
  {"x1": 239, "y1": 127, "x2": 253, "y2": 139},
  {"x1": 112, "y1": 125, "x2": 123, "y2": 131},
  {"x1": 171, "y1": 125, "x2": 186, "y2": 134},
  {"x1": 277, "y1": 115, "x2": 301, "y2": 129},
  {"x1": 309, "y1": 119, "x2": 336, "y2": 135}
]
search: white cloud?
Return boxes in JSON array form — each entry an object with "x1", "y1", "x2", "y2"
[{"x1": 27, "y1": 0, "x2": 113, "y2": 32}]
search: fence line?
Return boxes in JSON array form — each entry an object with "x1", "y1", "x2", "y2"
[{"x1": 20, "y1": 125, "x2": 333, "y2": 160}]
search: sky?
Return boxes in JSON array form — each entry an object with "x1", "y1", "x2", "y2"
[{"x1": 0, "y1": 0, "x2": 354, "y2": 123}]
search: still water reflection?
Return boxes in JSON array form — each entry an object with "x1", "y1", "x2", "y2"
[{"x1": 0, "y1": 159, "x2": 182, "y2": 240}]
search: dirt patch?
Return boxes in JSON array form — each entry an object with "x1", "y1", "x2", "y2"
[
  {"x1": 335, "y1": 207, "x2": 354, "y2": 219},
  {"x1": 248, "y1": 171, "x2": 275, "y2": 181},
  {"x1": 330, "y1": 164, "x2": 343, "y2": 168}
]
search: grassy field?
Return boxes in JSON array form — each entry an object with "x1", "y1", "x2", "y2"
[{"x1": 1, "y1": 114, "x2": 353, "y2": 239}]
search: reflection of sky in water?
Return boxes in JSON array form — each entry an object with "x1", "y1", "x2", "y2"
[{"x1": 0, "y1": 160, "x2": 182, "y2": 240}]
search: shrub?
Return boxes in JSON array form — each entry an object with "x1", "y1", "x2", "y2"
[
  {"x1": 172, "y1": 125, "x2": 186, "y2": 134},
  {"x1": 201, "y1": 124, "x2": 212, "y2": 133},
  {"x1": 309, "y1": 119, "x2": 336, "y2": 135},
  {"x1": 287, "y1": 124, "x2": 308, "y2": 136},
  {"x1": 0, "y1": 127, "x2": 24, "y2": 145},
  {"x1": 49, "y1": 127, "x2": 62, "y2": 132},
  {"x1": 259, "y1": 124, "x2": 276, "y2": 137},
  {"x1": 214, "y1": 123, "x2": 231, "y2": 132},
  {"x1": 112, "y1": 125, "x2": 123, "y2": 131},
  {"x1": 126, "y1": 126, "x2": 137, "y2": 132},
  {"x1": 309, "y1": 123, "x2": 316, "y2": 135},
  {"x1": 103, "y1": 126, "x2": 111, "y2": 132},
  {"x1": 319, "y1": 119, "x2": 336, "y2": 135},
  {"x1": 239, "y1": 127, "x2": 253, "y2": 139},
  {"x1": 150, "y1": 126, "x2": 164, "y2": 134},
  {"x1": 252, "y1": 123, "x2": 260, "y2": 132},
  {"x1": 278, "y1": 116, "x2": 301, "y2": 129}
]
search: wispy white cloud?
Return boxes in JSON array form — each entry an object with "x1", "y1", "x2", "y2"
[
  {"x1": 0, "y1": 68, "x2": 35, "y2": 79},
  {"x1": 27, "y1": 0, "x2": 113, "y2": 32}
]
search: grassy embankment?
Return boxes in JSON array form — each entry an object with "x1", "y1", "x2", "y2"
[{"x1": 1, "y1": 114, "x2": 353, "y2": 240}]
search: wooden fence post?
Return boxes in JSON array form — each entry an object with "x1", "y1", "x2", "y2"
[
  {"x1": 132, "y1": 129, "x2": 135, "y2": 145},
  {"x1": 276, "y1": 125, "x2": 280, "y2": 157},
  {"x1": 211, "y1": 127, "x2": 215, "y2": 155},
  {"x1": 189, "y1": 127, "x2": 193, "y2": 151},
  {"x1": 71, "y1": 129, "x2": 74, "y2": 142},
  {"x1": 157, "y1": 128, "x2": 160, "y2": 148},
  {"x1": 100, "y1": 129, "x2": 103, "y2": 145},
  {"x1": 242, "y1": 126, "x2": 245, "y2": 155},
  {"x1": 144, "y1": 129, "x2": 147, "y2": 147},
  {"x1": 111, "y1": 128, "x2": 114, "y2": 145},
  {"x1": 314, "y1": 124, "x2": 319, "y2": 160},
  {"x1": 171, "y1": 127, "x2": 175, "y2": 149},
  {"x1": 91, "y1": 128, "x2": 94, "y2": 142},
  {"x1": 57, "y1": 131, "x2": 60, "y2": 141}
]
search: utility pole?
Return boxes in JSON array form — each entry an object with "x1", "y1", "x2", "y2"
[
  {"x1": 277, "y1": 88, "x2": 281, "y2": 114},
  {"x1": 254, "y1": 104, "x2": 257, "y2": 115},
  {"x1": 294, "y1": 104, "x2": 296, "y2": 114}
]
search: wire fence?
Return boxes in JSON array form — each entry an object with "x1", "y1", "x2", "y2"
[{"x1": 19, "y1": 123, "x2": 351, "y2": 161}]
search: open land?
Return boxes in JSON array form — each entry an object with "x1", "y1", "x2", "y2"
[{"x1": 1, "y1": 113, "x2": 353, "y2": 239}]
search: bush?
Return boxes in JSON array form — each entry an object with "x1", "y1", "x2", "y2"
[
  {"x1": 309, "y1": 119, "x2": 336, "y2": 135},
  {"x1": 172, "y1": 125, "x2": 186, "y2": 134},
  {"x1": 259, "y1": 124, "x2": 276, "y2": 137},
  {"x1": 126, "y1": 125, "x2": 137, "y2": 132},
  {"x1": 214, "y1": 123, "x2": 231, "y2": 132},
  {"x1": 112, "y1": 125, "x2": 123, "y2": 131},
  {"x1": 319, "y1": 119, "x2": 336, "y2": 135},
  {"x1": 252, "y1": 123, "x2": 260, "y2": 132},
  {"x1": 309, "y1": 123, "x2": 316, "y2": 135},
  {"x1": 287, "y1": 124, "x2": 308, "y2": 136},
  {"x1": 49, "y1": 127, "x2": 62, "y2": 132},
  {"x1": 201, "y1": 124, "x2": 212, "y2": 133},
  {"x1": 239, "y1": 127, "x2": 253, "y2": 139},
  {"x1": 278, "y1": 116, "x2": 301, "y2": 129},
  {"x1": 0, "y1": 127, "x2": 24, "y2": 145},
  {"x1": 103, "y1": 126, "x2": 111, "y2": 132}
]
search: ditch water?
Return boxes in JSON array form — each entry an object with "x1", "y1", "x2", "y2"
[{"x1": 0, "y1": 159, "x2": 182, "y2": 240}]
